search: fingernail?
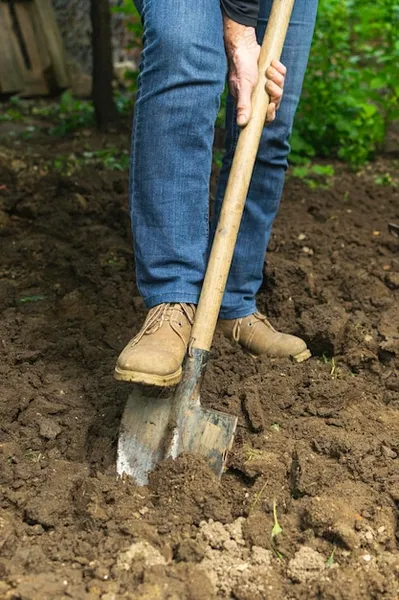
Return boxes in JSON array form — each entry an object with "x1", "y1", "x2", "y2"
[{"x1": 237, "y1": 115, "x2": 246, "y2": 126}]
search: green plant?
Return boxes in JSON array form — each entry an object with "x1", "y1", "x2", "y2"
[
  {"x1": 270, "y1": 423, "x2": 281, "y2": 432},
  {"x1": 52, "y1": 148, "x2": 130, "y2": 175},
  {"x1": 271, "y1": 499, "x2": 284, "y2": 559},
  {"x1": 51, "y1": 92, "x2": 95, "y2": 135},
  {"x1": 243, "y1": 444, "x2": 264, "y2": 462},
  {"x1": 326, "y1": 548, "x2": 336, "y2": 568},
  {"x1": 320, "y1": 353, "x2": 339, "y2": 378},
  {"x1": 212, "y1": 149, "x2": 224, "y2": 168},
  {"x1": 216, "y1": 86, "x2": 229, "y2": 128},
  {"x1": 292, "y1": 0, "x2": 399, "y2": 166},
  {"x1": 113, "y1": 0, "x2": 142, "y2": 47},
  {"x1": 249, "y1": 481, "x2": 267, "y2": 515},
  {"x1": 290, "y1": 162, "x2": 335, "y2": 189},
  {"x1": 18, "y1": 295, "x2": 46, "y2": 303},
  {"x1": 374, "y1": 172, "x2": 397, "y2": 186},
  {"x1": 32, "y1": 92, "x2": 95, "y2": 135},
  {"x1": 112, "y1": 0, "x2": 143, "y2": 92},
  {"x1": 82, "y1": 149, "x2": 130, "y2": 170},
  {"x1": 0, "y1": 96, "x2": 24, "y2": 122}
]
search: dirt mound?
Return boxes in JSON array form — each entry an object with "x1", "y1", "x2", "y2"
[{"x1": 0, "y1": 137, "x2": 398, "y2": 599}]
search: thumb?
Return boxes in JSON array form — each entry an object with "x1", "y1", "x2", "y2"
[{"x1": 236, "y1": 80, "x2": 253, "y2": 127}]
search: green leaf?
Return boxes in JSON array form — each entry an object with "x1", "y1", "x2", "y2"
[
  {"x1": 311, "y1": 164, "x2": 335, "y2": 176},
  {"x1": 370, "y1": 77, "x2": 385, "y2": 90},
  {"x1": 326, "y1": 548, "x2": 336, "y2": 568},
  {"x1": 292, "y1": 166, "x2": 310, "y2": 179},
  {"x1": 18, "y1": 295, "x2": 46, "y2": 304},
  {"x1": 271, "y1": 499, "x2": 283, "y2": 539}
]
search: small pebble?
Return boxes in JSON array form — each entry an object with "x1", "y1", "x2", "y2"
[
  {"x1": 27, "y1": 524, "x2": 44, "y2": 536},
  {"x1": 377, "y1": 526, "x2": 386, "y2": 534},
  {"x1": 362, "y1": 554, "x2": 372, "y2": 562},
  {"x1": 382, "y1": 445, "x2": 397, "y2": 459},
  {"x1": 39, "y1": 418, "x2": 62, "y2": 440},
  {"x1": 94, "y1": 566, "x2": 109, "y2": 580}
]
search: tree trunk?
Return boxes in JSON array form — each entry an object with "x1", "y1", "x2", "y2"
[{"x1": 91, "y1": 0, "x2": 117, "y2": 129}]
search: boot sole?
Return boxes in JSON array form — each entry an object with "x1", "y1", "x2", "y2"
[
  {"x1": 292, "y1": 348, "x2": 312, "y2": 363},
  {"x1": 114, "y1": 366, "x2": 182, "y2": 387},
  {"x1": 246, "y1": 348, "x2": 312, "y2": 362}
]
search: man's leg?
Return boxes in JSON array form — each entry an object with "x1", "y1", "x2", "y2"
[
  {"x1": 215, "y1": 0, "x2": 318, "y2": 359},
  {"x1": 131, "y1": 0, "x2": 226, "y2": 308},
  {"x1": 115, "y1": 0, "x2": 226, "y2": 385}
]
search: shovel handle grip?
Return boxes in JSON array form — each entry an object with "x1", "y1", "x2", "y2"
[{"x1": 190, "y1": 0, "x2": 296, "y2": 352}]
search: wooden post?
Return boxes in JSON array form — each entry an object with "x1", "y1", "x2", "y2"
[
  {"x1": 33, "y1": 0, "x2": 69, "y2": 89},
  {"x1": 90, "y1": 0, "x2": 117, "y2": 129}
]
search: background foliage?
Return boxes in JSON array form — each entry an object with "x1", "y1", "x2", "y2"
[
  {"x1": 292, "y1": 0, "x2": 398, "y2": 166},
  {"x1": 115, "y1": 0, "x2": 398, "y2": 167}
]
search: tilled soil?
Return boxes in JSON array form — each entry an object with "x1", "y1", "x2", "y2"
[{"x1": 0, "y1": 130, "x2": 398, "y2": 600}]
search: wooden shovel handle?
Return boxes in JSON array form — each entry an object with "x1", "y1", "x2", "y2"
[{"x1": 190, "y1": 0, "x2": 295, "y2": 352}]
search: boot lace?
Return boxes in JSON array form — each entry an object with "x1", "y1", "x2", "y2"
[
  {"x1": 231, "y1": 311, "x2": 276, "y2": 342},
  {"x1": 130, "y1": 303, "x2": 195, "y2": 347}
]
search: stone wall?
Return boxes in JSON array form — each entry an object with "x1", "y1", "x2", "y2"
[{"x1": 52, "y1": 0, "x2": 132, "y2": 75}]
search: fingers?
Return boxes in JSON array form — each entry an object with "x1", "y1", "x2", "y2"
[
  {"x1": 265, "y1": 64, "x2": 285, "y2": 88},
  {"x1": 270, "y1": 59, "x2": 287, "y2": 77},
  {"x1": 265, "y1": 101, "x2": 276, "y2": 124},
  {"x1": 265, "y1": 59, "x2": 286, "y2": 122},
  {"x1": 265, "y1": 79, "x2": 283, "y2": 106}
]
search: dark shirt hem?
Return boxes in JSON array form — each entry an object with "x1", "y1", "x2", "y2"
[{"x1": 221, "y1": 0, "x2": 259, "y2": 28}]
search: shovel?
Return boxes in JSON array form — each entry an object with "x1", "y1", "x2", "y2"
[{"x1": 117, "y1": 0, "x2": 296, "y2": 486}]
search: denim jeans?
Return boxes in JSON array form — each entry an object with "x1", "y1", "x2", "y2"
[{"x1": 131, "y1": 0, "x2": 317, "y2": 318}]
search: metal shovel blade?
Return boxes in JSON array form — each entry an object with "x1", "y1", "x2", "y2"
[
  {"x1": 117, "y1": 350, "x2": 237, "y2": 486},
  {"x1": 117, "y1": 385, "x2": 174, "y2": 487}
]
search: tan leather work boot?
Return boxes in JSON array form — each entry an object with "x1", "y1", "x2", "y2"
[
  {"x1": 218, "y1": 312, "x2": 311, "y2": 362},
  {"x1": 114, "y1": 303, "x2": 195, "y2": 386}
]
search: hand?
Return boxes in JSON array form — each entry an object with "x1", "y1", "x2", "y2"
[
  {"x1": 265, "y1": 59, "x2": 286, "y2": 123},
  {"x1": 223, "y1": 16, "x2": 286, "y2": 126}
]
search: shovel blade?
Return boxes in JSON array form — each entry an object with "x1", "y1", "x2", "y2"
[
  {"x1": 117, "y1": 389, "x2": 237, "y2": 485},
  {"x1": 117, "y1": 385, "x2": 173, "y2": 486},
  {"x1": 117, "y1": 350, "x2": 238, "y2": 486},
  {"x1": 177, "y1": 405, "x2": 237, "y2": 478}
]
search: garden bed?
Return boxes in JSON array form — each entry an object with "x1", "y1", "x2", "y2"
[{"x1": 0, "y1": 126, "x2": 398, "y2": 599}]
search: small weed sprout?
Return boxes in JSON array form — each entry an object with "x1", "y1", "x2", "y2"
[
  {"x1": 271, "y1": 499, "x2": 284, "y2": 559},
  {"x1": 320, "y1": 354, "x2": 339, "y2": 379},
  {"x1": 243, "y1": 444, "x2": 264, "y2": 463},
  {"x1": 271, "y1": 499, "x2": 283, "y2": 539},
  {"x1": 326, "y1": 548, "x2": 336, "y2": 568},
  {"x1": 249, "y1": 481, "x2": 267, "y2": 515}
]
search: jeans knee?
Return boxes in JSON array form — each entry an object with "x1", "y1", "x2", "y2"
[
  {"x1": 143, "y1": 9, "x2": 226, "y2": 86},
  {"x1": 153, "y1": 27, "x2": 194, "y2": 66}
]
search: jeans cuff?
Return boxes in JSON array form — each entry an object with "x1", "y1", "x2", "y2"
[
  {"x1": 218, "y1": 304, "x2": 257, "y2": 320},
  {"x1": 144, "y1": 292, "x2": 201, "y2": 309}
]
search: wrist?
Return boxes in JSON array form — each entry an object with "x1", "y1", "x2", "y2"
[{"x1": 223, "y1": 15, "x2": 257, "y2": 54}]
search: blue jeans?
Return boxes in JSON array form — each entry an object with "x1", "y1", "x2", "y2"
[{"x1": 131, "y1": 0, "x2": 317, "y2": 318}]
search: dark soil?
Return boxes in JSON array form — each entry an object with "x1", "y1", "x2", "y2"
[{"x1": 0, "y1": 125, "x2": 398, "y2": 600}]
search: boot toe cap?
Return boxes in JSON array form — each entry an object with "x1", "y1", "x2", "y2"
[
  {"x1": 117, "y1": 347, "x2": 181, "y2": 377},
  {"x1": 283, "y1": 334, "x2": 308, "y2": 358}
]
